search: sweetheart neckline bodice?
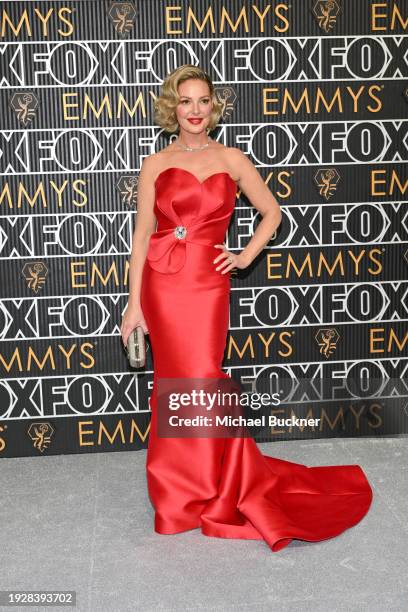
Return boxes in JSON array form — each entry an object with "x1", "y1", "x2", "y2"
[
  {"x1": 148, "y1": 166, "x2": 236, "y2": 274},
  {"x1": 154, "y1": 166, "x2": 237, "y2": 187}
]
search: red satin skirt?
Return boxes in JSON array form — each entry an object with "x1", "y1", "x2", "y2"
[{"x1": 140, "y1": 243, "x2": 373, "y2": 553}]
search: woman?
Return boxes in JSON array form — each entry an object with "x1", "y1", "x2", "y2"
[{"x1": 121, "y1": 64, "x2": 372, "y2": 552}]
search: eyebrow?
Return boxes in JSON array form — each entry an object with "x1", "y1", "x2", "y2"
[{"x1": 179, "y1": 95, "x2": 210, "y2": 99}]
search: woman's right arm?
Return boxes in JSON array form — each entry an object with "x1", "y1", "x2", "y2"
[{"x1": 120, "y1": 156, "x2": 157, "y2": 346}]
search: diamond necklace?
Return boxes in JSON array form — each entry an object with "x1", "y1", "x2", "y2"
[{"x1": 174, "y1": 135, "x2": 212, "y2": 152}]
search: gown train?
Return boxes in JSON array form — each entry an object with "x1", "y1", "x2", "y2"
[{"x1": 140, "y1": 166, "x2": 373, "y2": 553}]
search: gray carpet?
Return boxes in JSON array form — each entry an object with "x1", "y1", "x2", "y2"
[{"x1": 1, "y1": 437, "x2": 407, "y2": 612}]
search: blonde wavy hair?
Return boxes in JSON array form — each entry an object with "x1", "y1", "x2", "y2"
[{"x1": 153, "y1": 64, "x2": 224, "y2": 134}]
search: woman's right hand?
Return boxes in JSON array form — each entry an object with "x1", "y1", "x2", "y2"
[{"x1": 120, "y1": 304, "x2": 149, "y2": 347}]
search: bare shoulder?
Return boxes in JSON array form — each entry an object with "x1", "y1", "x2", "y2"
[
  {"x1": 211, "y1": 144, "x2": 243, "y2": 175},
  {"x1": 143, "y1": 144, "x2": 182, "y2": 171},
  {"x1": 225, "y1": 146, "x2": 248, "y2": 163},
  {"x1": 140, "y1": 151, "x2": 162, "y2": 171},
  {"x1": 224, "y1": 146, "x2": 254, "y2": 182},
  {"x1": 139, "y1": 151, "x2": 170, "y2": 181}
]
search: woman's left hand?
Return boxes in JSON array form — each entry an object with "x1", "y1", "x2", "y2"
[{"x1": 213, "y1": 244, "x2": 249, "y2": 274}]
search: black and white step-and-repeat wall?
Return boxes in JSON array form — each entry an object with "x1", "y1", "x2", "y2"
[{"x1": 0, "y1": 1, "x2": 407, "y2": 458}]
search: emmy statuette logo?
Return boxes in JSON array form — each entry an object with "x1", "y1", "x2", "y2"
[
  {"x1": 312, "y1": 1, "x2": 341, "y2": 33},
  {"x1": 27, "y1": 422, "x2": 55, "y2": 453},
  {"x1": 107, "y1": 2, "x2": 137, "y2": 36},
  {"x1": 117, "y1": 175, "x2": 139, "y2": 210},
  {"x1": 314, "y1": 168, "x2": 341, "y2": 201},
  {"x1": 22, "y1": 262, "x2": 49, "y2": 294},
  {"x1": 0, "y1": 425, "x2": 7, "y2": 453},
  {"x1": 9, "y1": 92, "x2": 40, "y2": 126},
  {"x1": 315, "y1": 328, "x2": 340, "y2": 358},
  {"x1": 214, "y1": 86, "x2": 237, "y2": 121}
]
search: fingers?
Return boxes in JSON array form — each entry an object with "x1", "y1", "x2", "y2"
[
  {"x1": 220, "y1": 263, "x2": 234, "y2": 274},
  {"x1": 120, "y1": 323, "x2": 131, "y2": 347},
  {"x1": 213, "y1": 245, "x2": 236, "y2": 274},
  {"x1": 120, "y1": 323, "x2": 148, "y2": 347},
  {"x1": 214, "y1": 251, "x2": 235, "y2": 273},
  {"x1": 212, "y1": 244, "x2": 227, "y2": 264},
  {"x1": 215, "y1": 258, "x2": 230, "y2": 272}
]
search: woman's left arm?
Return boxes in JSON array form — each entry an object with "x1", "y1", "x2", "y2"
[{"x1": 231, "y1": 147, "x2": 282, "y2": 269}]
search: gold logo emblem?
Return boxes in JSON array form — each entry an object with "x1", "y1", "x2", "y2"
[
  {"x1": 314, "y1": 168, "x2": 340, "y2": 201},
  {"x1": 117, "y1": 175, "x2": 138, "y2": 209},
  {"x1": 28, "y1": 422, "x2": 55, "y2": 453},
  {"x1": 0, "y1": 424, "x2": 7, "y2": 453},
  {"x1": 312, "y1": 1, "x2": 341, "y2": 33},
  {"x1": 108, "y1": 2, "x2": 137, "y2": 36},
  {"x1": 315, "y1": 328, "x2": 340, "y2": 358},
  {"x1": 214, "y1": 86, "x2": 237, "y2": 121},
  {"x1": 9, "y1": 92, "x2": 39, "y2": 126},
  {"x1": 22, "y1": 262, "x2": 48, "y2": 293}
]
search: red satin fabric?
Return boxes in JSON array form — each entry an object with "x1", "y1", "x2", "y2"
[{"x1": 140, "y1": 167, "x2": 373, "y2": 552}]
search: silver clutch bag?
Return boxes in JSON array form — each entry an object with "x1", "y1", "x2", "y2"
[{"x1": 126, "y1": 326, "x2": 146, "y2": 368}]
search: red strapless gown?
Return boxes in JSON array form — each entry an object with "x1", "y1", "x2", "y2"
[{"x1": 140, "y1": 166, "x2": 373, "y2": 552}]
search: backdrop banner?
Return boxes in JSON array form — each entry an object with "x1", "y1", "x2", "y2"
[{"x1": 0, "y1": 0, "x2": 407, "y2": 457}]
